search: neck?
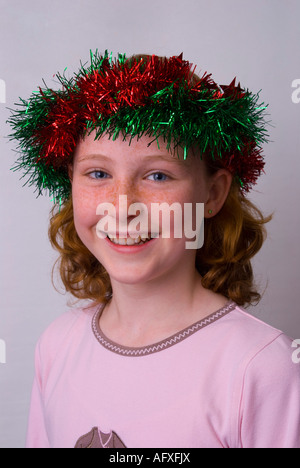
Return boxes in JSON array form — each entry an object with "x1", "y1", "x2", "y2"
[{"x1": 99, "y1": 262, "x2": 223, "y2": 347}]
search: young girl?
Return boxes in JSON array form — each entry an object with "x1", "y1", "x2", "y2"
[{"x1": 8, "y1": 51, "x2": 300, "y2": 448}]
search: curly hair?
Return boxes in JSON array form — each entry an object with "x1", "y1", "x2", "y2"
[
  {"x1": 49, "y1": 198, "x2": 112, "y2": 306},
  {"x1": 196, "y1": 183, "x2": 271, "y2": 306},
  {"x1": 49, "y1": 179, "x2": 271, "y2": 308}
]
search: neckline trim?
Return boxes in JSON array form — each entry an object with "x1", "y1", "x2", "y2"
[{"x1": 92, "y1": 301, "x2": 235, "y2": 357}]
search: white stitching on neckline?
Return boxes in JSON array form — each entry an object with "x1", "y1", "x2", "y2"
[{"x1": 92, "y1": 301, "x2": 235, "y2": 357}]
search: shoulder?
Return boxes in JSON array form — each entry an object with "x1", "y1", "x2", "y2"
[
  {"x1": 236, "y1": 305, "x2": 298, "y2": 373},
  {"x1": 223, "y1": 303, "x2": 292, "y2": 348},
  {"x1": 227, "y1": 308, "x2": 300, "y2": 448},
  {"x1": 206, "y1": 302, "x2": 297, "y2": 374},
  {"x1": 35, "y1": 303, "x2": 99, "y2": 364},
  {"x1": 221, "y1": 304, "x2": 299, "y2": 381}
]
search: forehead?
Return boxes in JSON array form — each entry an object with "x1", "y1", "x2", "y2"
[{"x1": 74, "y1": 131, "x2": 197, "y2": 167}]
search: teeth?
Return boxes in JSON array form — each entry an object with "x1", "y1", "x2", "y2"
[{"x1": 107, "y1": 235, "x2": 152, "y2": 245}]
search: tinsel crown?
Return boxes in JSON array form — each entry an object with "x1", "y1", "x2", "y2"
[{"x1": 7, "y1": 50, "x2": 269, "y2": 201}]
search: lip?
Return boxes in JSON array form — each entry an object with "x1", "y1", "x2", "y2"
[
  {"x1": 103, "y1": 235, "x2": 158, "y2": 253},
  {"x1": 103, "y1": 232, "x2": 158, "y2": 238}
]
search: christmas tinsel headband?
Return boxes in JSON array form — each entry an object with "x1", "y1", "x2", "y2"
[{"x1": 7, "y1": 50, "x2": 269, "y2": 201}]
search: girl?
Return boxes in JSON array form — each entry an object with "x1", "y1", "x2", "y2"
[{"x1": 8, "y1": 52, "x2": 300, "y2": 448}]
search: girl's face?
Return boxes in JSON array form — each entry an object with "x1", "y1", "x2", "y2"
[{"x1": 70, "y1": 132, "x2": 213, "y2": 286}]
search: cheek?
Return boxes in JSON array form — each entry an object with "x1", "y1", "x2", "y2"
[
  {"x1": 155, "y1": 187, "x2": 205, "y2": 216},
  {"x1": 72, "y1": 185, "x2": 101, "y2": 238}
]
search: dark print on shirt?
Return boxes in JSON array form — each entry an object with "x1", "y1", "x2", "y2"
[{"x1": 75, "y1": 427, "x2": 126, "y2": 448}]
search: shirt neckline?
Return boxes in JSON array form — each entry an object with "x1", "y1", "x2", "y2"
[{"x1": 91, "y1": 300, "x2": 236, "y2": 357}]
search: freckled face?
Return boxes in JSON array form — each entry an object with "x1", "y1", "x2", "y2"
[{"x1": 70, "y1": 132, "x2": 211, "y2": 285}]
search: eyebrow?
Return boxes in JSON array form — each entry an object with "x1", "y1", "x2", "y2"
[
  {"x1": 77, "y1": 154, "x2": 111, "y2": 163},
  {"x1": 77, "y1": 153, "x2": 189, "y2": 165},
  {"x1": 141, "y1": 154, "x2": 188, "y2": 164}
]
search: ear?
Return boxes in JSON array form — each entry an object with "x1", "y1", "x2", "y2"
[{"x1": 205, "y1": 169, "x2": 232, "y2": 218}]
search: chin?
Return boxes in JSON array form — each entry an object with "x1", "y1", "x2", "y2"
[{"x1": 107, "y1": 266, "x2": 158, "y2": 286}]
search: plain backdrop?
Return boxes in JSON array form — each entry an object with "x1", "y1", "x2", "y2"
[{"x1": 0, "y1": 0, "x2": 299, "y2": 448}]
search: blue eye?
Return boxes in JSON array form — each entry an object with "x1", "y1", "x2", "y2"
[
  {"x1": 88, "y1": 170, "x2": 110, "y2": 179},
  {"x1": 147, "y1": 172, "x2": 169, "y2": 182}
]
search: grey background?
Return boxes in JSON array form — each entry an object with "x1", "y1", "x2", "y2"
[{"x1": 0, "y1": 0, "x2": 299, "y2": 448}]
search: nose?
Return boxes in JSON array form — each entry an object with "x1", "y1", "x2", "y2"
[
  {"x1": 109, "y1": 178, "x2": 148, "y2": 233},
  {"x1": 110, "y1": 177, "x2": 139, "y2": 205},
  {"x1": 110, "y1": 177, "x2": 138, "y2": 212}
]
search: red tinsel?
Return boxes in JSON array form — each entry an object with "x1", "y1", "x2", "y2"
[{"x1": 12, "y1": 51, "x2": 268, "y2": 198}]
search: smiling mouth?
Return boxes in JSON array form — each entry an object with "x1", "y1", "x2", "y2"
[{"x1": 106, "y1": 234, "x2": 157, "y2": 246}]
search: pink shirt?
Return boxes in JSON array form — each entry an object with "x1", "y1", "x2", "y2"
[{"x1": 26, "y1": 302, "x2": 300, "y2": 448}]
